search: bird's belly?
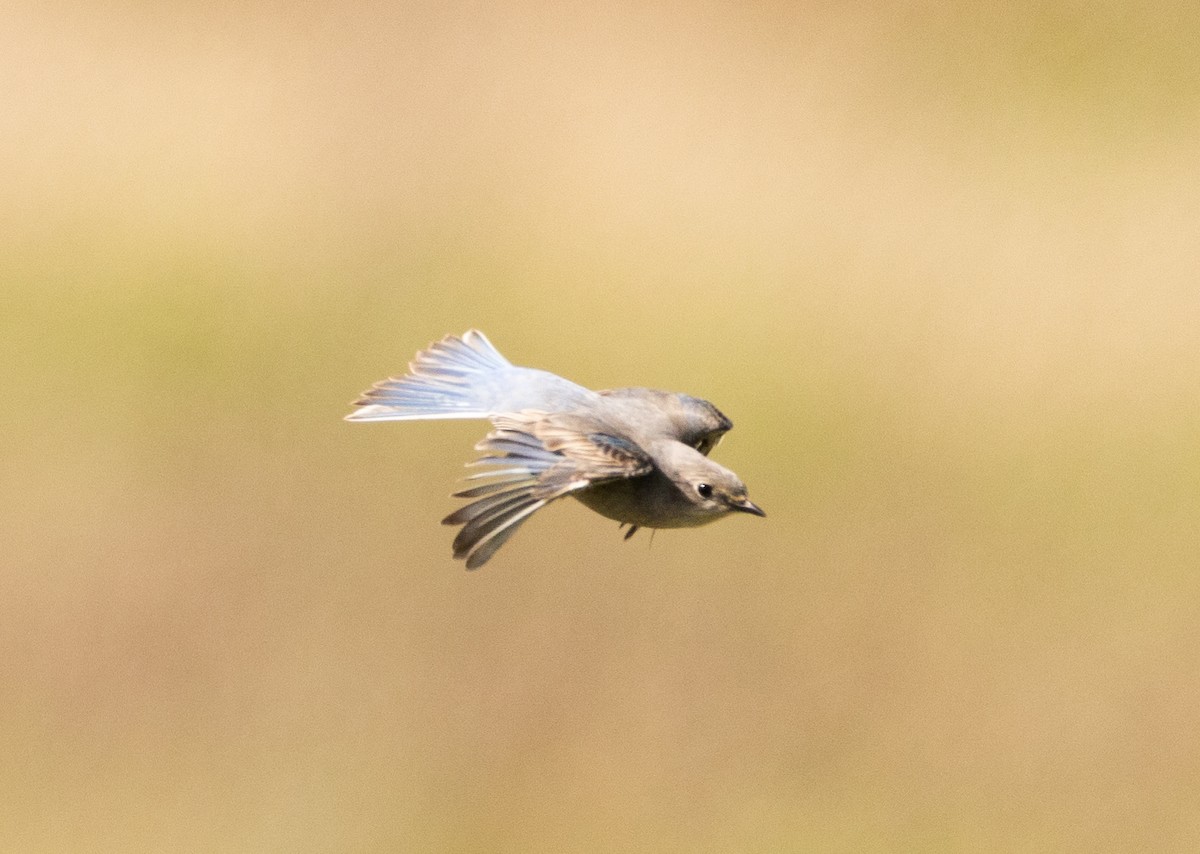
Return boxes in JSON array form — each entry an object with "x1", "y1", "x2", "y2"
[{"x1": 572, "y1": 478, "x2": 712, "y2": 529}]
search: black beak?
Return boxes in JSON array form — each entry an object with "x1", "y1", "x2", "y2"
[{"x1": 731, "y1": 498, "x2": 766, "y2": 517}]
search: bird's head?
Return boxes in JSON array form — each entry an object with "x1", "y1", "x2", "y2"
[{"x1": 657, "y1": 443, "x2": 765, "y2": 524}]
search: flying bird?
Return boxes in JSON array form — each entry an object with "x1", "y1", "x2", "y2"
[{"x1": 346, "y1": 330, "x2": 764, "y2": 569}]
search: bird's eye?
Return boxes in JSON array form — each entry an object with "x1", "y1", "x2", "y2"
[{"x1": 696, "y1": 483, "x2": 713, "y2": 499}]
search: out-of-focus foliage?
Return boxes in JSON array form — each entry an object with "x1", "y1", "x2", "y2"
[{"x1": 3, "y1": 2, "x2": 1198, "y2": 851}]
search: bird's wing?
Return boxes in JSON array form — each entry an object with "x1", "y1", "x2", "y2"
[
  {"x1": 693, "y1": 428, "x2": 727, "y2": 457},
  {"x1": 678, "y1": 395, "x2": 732, "y2": 456},
  {"x1": 442, "y1": 412, "x2": 652, "y2": 569},
  {"x1": 595, "y1": 388, "x2": 732, "y2": 455}
]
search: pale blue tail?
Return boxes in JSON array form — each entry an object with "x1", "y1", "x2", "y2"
[{"x1": 345, "y1": 330, "x2": 513, "y2": 421}]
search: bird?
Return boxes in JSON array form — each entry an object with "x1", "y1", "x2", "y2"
[{"x1": 346, "y1": 330, "x2": 765, "y2": 569}]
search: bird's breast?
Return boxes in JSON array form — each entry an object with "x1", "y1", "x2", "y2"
[{"x1": 572, "y1": 474, "x2": 715, "y2": 529}]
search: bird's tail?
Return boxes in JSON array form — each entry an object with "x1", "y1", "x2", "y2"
[{"x1": 345, "y1": 330, "x2": 512, "y2": 422}]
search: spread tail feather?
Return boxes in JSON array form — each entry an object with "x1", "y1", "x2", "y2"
[{"x1": 345, "y1": 329, "x2": 511, "y2": 422}]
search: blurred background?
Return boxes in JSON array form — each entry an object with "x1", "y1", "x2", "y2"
[{"x1": 3, "y1": 2, "x2": 1198, "y2": 851}]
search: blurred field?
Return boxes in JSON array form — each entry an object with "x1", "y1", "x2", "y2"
[{"x1": 3, "y1": 2, "x2": 1199, "y2": 851}]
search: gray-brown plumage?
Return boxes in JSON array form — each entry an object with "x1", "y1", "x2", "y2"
[{"x1": 347, "y1": 330, "x2": 764, "y2": 569}]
